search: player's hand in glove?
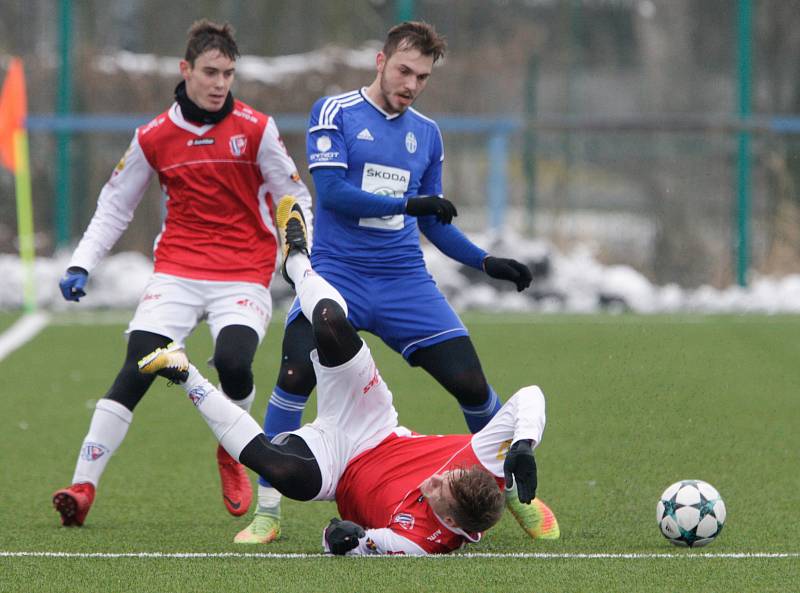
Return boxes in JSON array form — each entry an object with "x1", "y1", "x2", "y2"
[
  {"x1": 503, "y1": 439, "x2": 538, "y2": 504},
  {"x1": 405, "y1": 195, "x2": 458, "y2": 224},
  {"x1": 483, "y1": 256, "x2": 532, "y2": 292},
  {"x1": 59, "y1": 266, "x2": 89, "y2": 302},
  {"x1": 325, "y1": 517, "x2": 365, "y2": 555}
]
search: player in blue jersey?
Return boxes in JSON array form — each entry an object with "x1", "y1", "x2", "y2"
[{"x1": 236, "y1": 21, "x2": 546, "y2": 545}]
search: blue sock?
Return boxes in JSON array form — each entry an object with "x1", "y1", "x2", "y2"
[
  {"x1": 258, "y1": 386, "x2": 309, "y2": 487},
  {"x1": 461, "y1": 386, "x2": 502, "y2": 433}
]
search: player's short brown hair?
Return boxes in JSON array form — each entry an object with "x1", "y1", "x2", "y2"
[
  {"x1": 185, "y1": 19, "x2": 240, "y2": 65},
  {"x1": 383, "y1": 21, "x2": 447, "y2": 63},
  {"x1": 447, "y1": 466, "x2": 504, "y2": 533}
]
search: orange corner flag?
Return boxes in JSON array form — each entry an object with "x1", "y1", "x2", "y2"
[{"x1": 0, "y1": 57, "x2": 28, "y2": 172}]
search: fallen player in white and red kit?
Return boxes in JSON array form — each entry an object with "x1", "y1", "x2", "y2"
[{"x1": 138, "y1": 197, "x2": 559, "y2": 555}]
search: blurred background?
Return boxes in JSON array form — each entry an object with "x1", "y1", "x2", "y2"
[{"x1": 2, "y1": 0, "x2": 800, "y2": 298}]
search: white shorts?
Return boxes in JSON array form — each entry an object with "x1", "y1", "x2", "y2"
[
  {"x1": 127, "y1": 273, "x2": 272, "y2": 345},
  {"x1": 277, "y1": 341, "x2": 401, "y2": 501}
]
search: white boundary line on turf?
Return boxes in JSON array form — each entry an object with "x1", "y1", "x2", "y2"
[
  {"x1": 0, "y1": 311, "x2": 50, "y2": 362},
  {"x1": 1, "y1": 552, "x2": 798, "y2": 559}
]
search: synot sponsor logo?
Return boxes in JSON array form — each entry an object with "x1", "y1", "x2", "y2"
[
  {"x1": 235, "y1": 298, "x2": 267, "y2": 320},
  {"x1": 233, "y1": 109, "x2": 258, "y2": 124},
  {"x1": 362, "y1": 364, "x2": 381, "y2": 394}
]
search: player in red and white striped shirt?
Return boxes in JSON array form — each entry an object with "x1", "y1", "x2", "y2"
[
  {"x1": 139, "y1": 197, "x2": 558, "y2": 554},
  {"x1": 52, "y1": 20, "x2": 312, "y2": 528}
]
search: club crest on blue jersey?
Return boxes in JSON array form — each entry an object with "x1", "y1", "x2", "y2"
[
  {"x1": 405, "y1": 131, "x2": 417, "y2": 154},
  {"x1": 229, "y1": 134, "x2": 247, "y2": 157},
  {"x1": 81, "y1": 442, "x2": 109, "y2": 461},
  {"x1": 188, "y1": 387, "x2": 208, "y2": 406}
]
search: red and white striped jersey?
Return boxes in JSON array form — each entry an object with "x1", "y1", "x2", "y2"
[{"x1": 69, "y1": 100, "x2": 312, "y2": 287}]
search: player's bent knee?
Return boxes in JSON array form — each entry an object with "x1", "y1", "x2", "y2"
[{"x1": 312, "y1": 298, "x2": 347, "y2": 329}]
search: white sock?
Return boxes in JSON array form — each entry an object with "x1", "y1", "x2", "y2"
[
  {"x1": 221, "y1": 385, "x2": 255, "y2": 414},
  {"x1": 183, "y1": 365, "x2": 262, "y2": 460},
  {"x1": 72, "y1": 399, "x2": 133, "y2": 487},
  {"x1": 257, "y1": 485, "x2": 282, "y2": 517},
  {"x1": 286, "y1": 253, "x2": 348, "y2": 321}
]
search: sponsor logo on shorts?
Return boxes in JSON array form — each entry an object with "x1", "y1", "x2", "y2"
[
  {"x1": 290, "y1": 171, "x2": 301, "y2": 183},
  {"x1": 365, "y1": 538, "x2": 378, "y2": 552},
  {"x1": 236, "y1": 298, "x2": 267, "y2": 320},
  {"x1": 362, "y1": 365, "x2": 381, "y2": 394},
  {"x1": 188, "y1": 387, "x2": 207, "y2": 406},
  {"x1": 81, "y1": 442, "x2": 109, "y2": 461},
  {"x1": 142, "y1": 292, "x2": 162, "y2": 302},
  {"x1": 393, "y1": 513, "x2": 415, "y2": 531},
  {"x1": 187, "y1": 138, "x2": 215, "y2": 146},
  {"x1": 229, "y1": 134, "x2": 247, "y2": 157}
]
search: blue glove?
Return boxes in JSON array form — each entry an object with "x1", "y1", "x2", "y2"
[{"x1": 59, "y1": 266, "x2": 88, "y2": 302}]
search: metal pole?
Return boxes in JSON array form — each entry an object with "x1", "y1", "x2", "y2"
[
  {"x1": 395, "y1": 0, "x2": 415, "y2": 22},
  {"x1": 523, "y1": 54, "x2": 539, "y2": 235},
  {"x1": 487, "y1": 132, "x2": 509, "y2": 233},
  {"x1": 736, "y1": 0, "x2": 752, "y2": 287},
  {"x1": 55, "y1": 0, "x2": 73, "y2": 248}
]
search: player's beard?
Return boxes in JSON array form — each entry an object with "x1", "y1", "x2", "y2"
[{"x1": 379, "y1": 76, "x2": 413, "y2": 115}]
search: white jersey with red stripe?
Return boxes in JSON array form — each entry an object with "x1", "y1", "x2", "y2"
[
  {"x1": 331, "y1": 386, "x2": 547, "y2": 555},
  {"x1": 69, "y1": 100, "x2": 313, "y2": 287}
]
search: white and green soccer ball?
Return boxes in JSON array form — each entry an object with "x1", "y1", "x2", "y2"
[{"x1": 656, "y1": 479, "x2": 726, "y2": 547}]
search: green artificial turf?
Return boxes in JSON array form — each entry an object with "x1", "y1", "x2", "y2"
[{"x1": 1, "y1": 313, "x2": 798, "y2": 592}]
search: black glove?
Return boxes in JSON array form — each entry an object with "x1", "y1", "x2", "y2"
[
  {"x1": 59, "y1": 266, "x2": 89, "y2": 302},
  {"x1": 503, "y1": 439, "x2": 538, "y2": 504},
  {"x1": 405, "y1": 195, "x2": 458, "y2": 224},
  {"x1": 483, "y1": 256, "x2": 532, "y2": 292},
  {"x1": 324, "y1": 517, "x2": 365, "y2": 555}
]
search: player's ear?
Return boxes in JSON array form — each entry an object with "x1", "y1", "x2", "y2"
[
  {"x1": 376, "y1": 51, "x2": 386, "y2": 73},
  {"x1": 442, "y1": 514, "x2": 459, "y2": 529},
  {"x1": 179, "y1": 59, "x2": 192, "y2": 80}
]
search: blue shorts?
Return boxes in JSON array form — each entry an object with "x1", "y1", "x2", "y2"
[{"x1": 286, "y1": 259, "x2": 468, "y2": 360}]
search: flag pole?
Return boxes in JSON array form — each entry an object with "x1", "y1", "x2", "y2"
[{"x1": 13, "y1": 127, "x2": 36, "y2": 312}]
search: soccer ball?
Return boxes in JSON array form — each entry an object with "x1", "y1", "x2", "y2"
[{"x1": 656, "y1": 479, "x2": 726, "y2": 547}]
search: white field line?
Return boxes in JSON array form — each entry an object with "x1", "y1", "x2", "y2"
[
  {"x1": 0, "y1": 311, "x2": 50, "y2": 362},
  {"x1": 0, "y1": 552, "x2": 798, "y2": 560}
]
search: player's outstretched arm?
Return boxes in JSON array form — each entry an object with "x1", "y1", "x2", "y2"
[
  {"x1": 321, "y1": 520, "x2": 428, "y2": 556},
  {"x1": 482, "y1": 255, "x2": 533, "y2": 292},
  {"x1": 65, "y1": 132, "x2": 154, "y2": 293},
  {"x1": 312, "y1": 168, "x2": 407, "y2": 219},
  {"x1": 405, "y1": 195, "x2": 457, "y2": 224}
]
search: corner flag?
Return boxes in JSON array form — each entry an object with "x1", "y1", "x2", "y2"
[{"x1": 0, "y1": 57, "x2": 36, "y2": 312}]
